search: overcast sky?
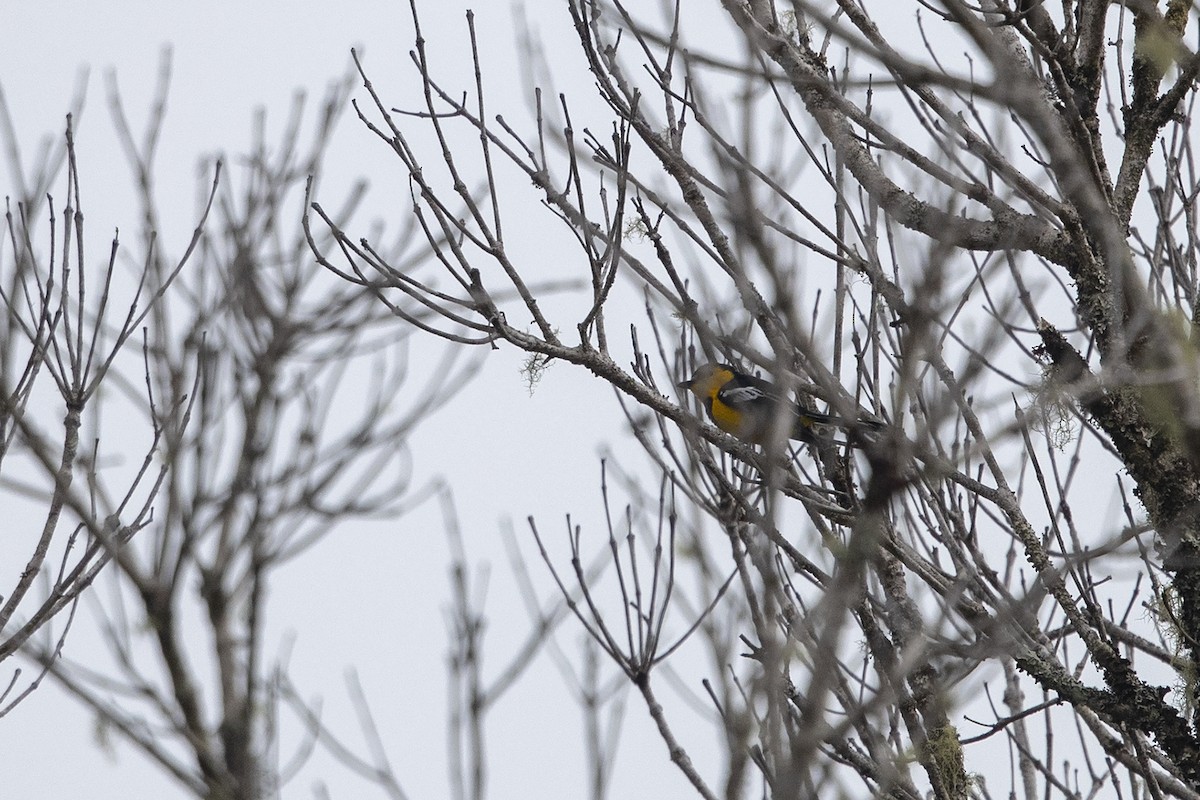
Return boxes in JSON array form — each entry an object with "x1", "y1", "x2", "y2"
[
  {"x1": 0, "y1": 2, "x2": 698, "y2": 798},
  {"x1": 0, "y1": 2, "x2": 1132, "y2": 797}
]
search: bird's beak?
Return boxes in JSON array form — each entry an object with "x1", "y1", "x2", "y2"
[{"x1": 677, "y1": 379, "x2": 693, "y2": 389}]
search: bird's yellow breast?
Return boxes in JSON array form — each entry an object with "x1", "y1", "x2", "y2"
[{"x1": 707, "y1": 395, "x2": 758, "y2": 441}]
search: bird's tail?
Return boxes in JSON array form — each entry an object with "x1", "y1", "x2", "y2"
[{"x1": 792, "y1": 409, "x2": 885, "y2": 444}]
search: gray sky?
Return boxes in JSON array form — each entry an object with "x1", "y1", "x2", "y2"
[
  {"x1": 0, "y1": 2, "x2": 1139, "y2": 797},
  {"x1": 0, "y1": 2, "x2": 702, "y2": 797}
]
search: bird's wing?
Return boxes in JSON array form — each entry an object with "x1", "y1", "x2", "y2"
[{"x1": 717, "y1": 380, "x2": 776, "y2": 410}]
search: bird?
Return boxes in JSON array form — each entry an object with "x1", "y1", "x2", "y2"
[{"x1": 677, "y1": 363, "x2": 883, "y2": 446}]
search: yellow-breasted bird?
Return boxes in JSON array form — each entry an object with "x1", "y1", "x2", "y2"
[{"x1": 678, "y1": 363, "x2": 883, "y2": 446}]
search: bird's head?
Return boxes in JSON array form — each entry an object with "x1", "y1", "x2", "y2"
[{"x1": 678, "y1": 363, "x2": 736, "y2": 399}]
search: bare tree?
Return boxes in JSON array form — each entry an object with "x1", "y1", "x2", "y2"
[
  {"x1": 4, "y1": 59, "x2": 478, "y2": 799},
  {"x1": 0, "y1": 97, "x2": 217, "y2": 716},
  {"x1": 311, "y1": 1, "x2": 1200, "y2": 798}
]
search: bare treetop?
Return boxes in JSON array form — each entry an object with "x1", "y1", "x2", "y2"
[{"x1": 312, "y1": 1, "x2": 1200, "y2": 797}]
